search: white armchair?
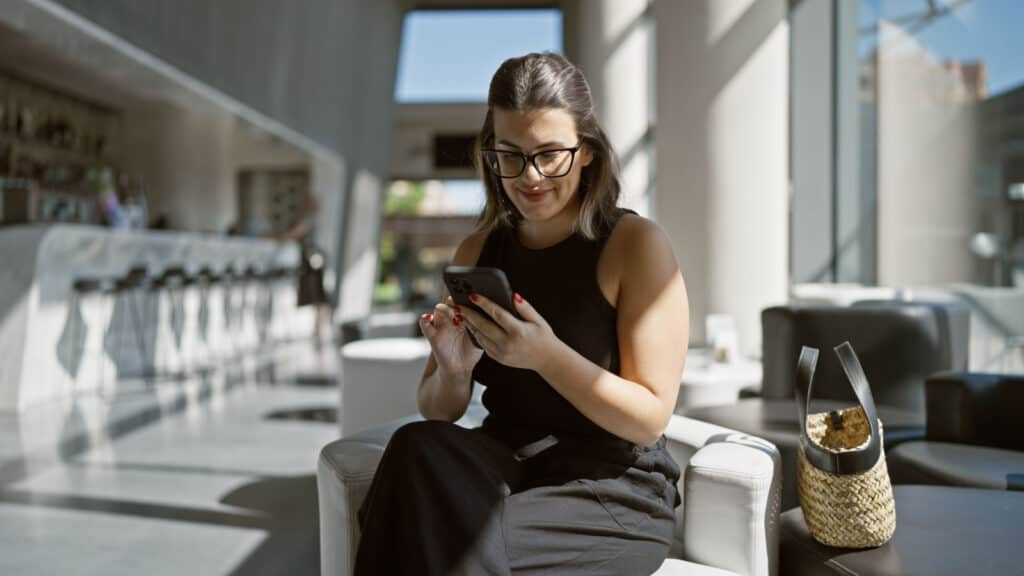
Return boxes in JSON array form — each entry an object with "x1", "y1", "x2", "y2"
[{"x1": 317, "y1": 404, "x2": 781, "y2": 576}]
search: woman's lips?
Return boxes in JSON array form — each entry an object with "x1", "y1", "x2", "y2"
[{"x1": 519, "y1": 188, "x2": 552, "y2": 203}]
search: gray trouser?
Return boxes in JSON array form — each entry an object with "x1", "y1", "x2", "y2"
[{"x1": 355, "y1": 420, "x2": 679, "y2": 575}]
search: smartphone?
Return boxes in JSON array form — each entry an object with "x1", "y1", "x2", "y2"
[{"x1": 442, "y1": 266, "x2": 521, "y2": 347}]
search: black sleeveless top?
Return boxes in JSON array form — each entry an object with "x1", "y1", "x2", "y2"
[{"x1": 472, "y1": 209, "x2": 634, "y2": 450}]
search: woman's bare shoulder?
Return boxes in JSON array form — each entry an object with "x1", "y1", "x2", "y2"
[
  {"x1": 607, "y1": 213, "x2": 672, "y2": 260},
  {"x1": 598, "y1": 213, "x2": 675, "y2": 305}
]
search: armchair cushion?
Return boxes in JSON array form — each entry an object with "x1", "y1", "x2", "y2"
[
  {"x1": 887, "y1": 441, "x2": 1024, "y2": 490},
  {"x1": 887, "y1": 372, "x2": 1024, "y2": 490},
  {"x1": 652, "y1": 560, "x2": 743, "y2": 576}
]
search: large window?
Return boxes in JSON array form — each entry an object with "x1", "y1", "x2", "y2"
[
  {"x1": 855, "y1": 0, "x2": 1024, "y2": 288},
  {"x1": 789, "y1": 0, "x2": 1024, "y2": 372},
  {"x1": 792, "y1": 0, "x2": 1024, "y2": 288},
  {"x1": 394, "y1": 9, "x2": 563, "y2": 103}
]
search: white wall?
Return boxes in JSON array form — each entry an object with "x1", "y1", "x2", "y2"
[
  {"x1": 118, "y1": 103, "x2": 321, "y2": 235},
  {"x1": 118, "y1": 105, "x2": 236, "y2": 234}
]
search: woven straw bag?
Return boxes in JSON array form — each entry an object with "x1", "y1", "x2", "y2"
[{"x1": 795, "y1": 342, "x2": 896, "y2": 548}]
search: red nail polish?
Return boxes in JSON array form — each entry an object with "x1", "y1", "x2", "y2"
[
  {"x1": 469, "y1": 293, "x2": 479, "y2": 302},
  {"x1": 452, "y1": 305, "x2": 462, "y2": 313},
  {"x1": 453, "y1": 315, "x2": 462, "y2": 326},
  {"x1": 514, "y1": 293, "x2": 523, "y2": 303},
  {"x1": 421, "y1": 313, "x2": 431, "y2": 320}
]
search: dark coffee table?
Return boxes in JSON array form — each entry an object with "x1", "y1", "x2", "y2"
[{"x1": 780, "y1": 485, "x2": 1024, "y2": 575}]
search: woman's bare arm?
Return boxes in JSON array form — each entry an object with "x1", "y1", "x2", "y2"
[
  {"x1": 416, "y1": 230, "x2": 488, "y2": 421},
  {"x1": 458, "y1": 217, "x2": 688, "y2": 445},
  {"x1": 537, "y1": 218, "x2": 688, "y2": 444}
]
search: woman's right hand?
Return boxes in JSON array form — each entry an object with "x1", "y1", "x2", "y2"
[{"x1": 419, "y1": 296, "x2": 484, "y2": 380}]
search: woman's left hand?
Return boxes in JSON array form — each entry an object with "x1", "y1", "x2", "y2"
[{"x1": 457, "y1": 292, "x2": 559, "y2": 372}]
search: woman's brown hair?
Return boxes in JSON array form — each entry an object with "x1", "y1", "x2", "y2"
[{"x1": 475, "y1": 52, "x2": 621, "y2": 240}]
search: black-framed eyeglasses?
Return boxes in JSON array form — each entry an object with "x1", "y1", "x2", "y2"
[{"x1": 480, "y1": 142, "x2": 583, "y2": 179}]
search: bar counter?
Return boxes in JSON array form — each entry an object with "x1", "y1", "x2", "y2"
[{"x1": 0, "y1": 224, "x2": 309, "y2": 413}]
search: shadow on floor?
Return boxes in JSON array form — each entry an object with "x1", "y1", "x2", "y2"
[
  {"x1": 265, "y1": 406, "x2": 337, "y2": 424},
  {"x1": 0, "y1": 473, "x2": 322, "y2": 576},
  {"x1": 221, "y1": 475, "x2": 321, "y2": 576}
]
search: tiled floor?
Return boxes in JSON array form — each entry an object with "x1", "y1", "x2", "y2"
[{"x1": 0, "y1": 342, "x2": 340, "y2": 575}]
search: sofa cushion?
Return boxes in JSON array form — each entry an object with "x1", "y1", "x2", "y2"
[
  {"x1": 652, "y1": 558, "x2": 741, "y2": 576},
  {"x1": 887, "y1": 441, "x2": 1024, "y2": 490}
]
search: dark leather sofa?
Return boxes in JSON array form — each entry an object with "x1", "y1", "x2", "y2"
[
  {"x1": 887, "y1": 371, "x2": 1024, "y2": 490},
  {"x1": 682, "y1": 300, "x2": 970, "y2": 509}
]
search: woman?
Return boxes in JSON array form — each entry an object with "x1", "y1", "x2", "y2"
[{"x1": 355, "y1": 52, "x2": 689, "y2": 575}]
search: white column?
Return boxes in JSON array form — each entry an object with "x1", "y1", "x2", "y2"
[
  {"x1": 311, "y1": 153, "x2": 346, "y2": 298},
  {"x1": 338, "y1": 170, "x2": 384, "y2": 322},
  {"x1": 653, "y1": 0, "x2": 789, "y2": 356},
  {"x1": 335, "y1": 0, "x2": 404, "y2": 321},
  {"x1": 563, "y1": 0, "x2": 654, "y2": 216}
]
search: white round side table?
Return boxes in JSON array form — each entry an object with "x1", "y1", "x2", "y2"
[
  {"x1": 677, "y1": 349, "x2": 762, "y2": 410},
  {"x1": 339, "y1": 337, "x2": 431, "y2": 436}
]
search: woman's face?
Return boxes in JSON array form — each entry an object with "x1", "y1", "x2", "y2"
[{"x1": 492, "y1": 107, "x2": 594, "y2": 224}]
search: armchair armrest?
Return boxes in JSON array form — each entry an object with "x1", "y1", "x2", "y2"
[
  {"x1": 317, "y1": 405, "x2": 487, "y2": 576},
  {"x1": 926, "y1": 372, "x2": 1024, "y2": 451},
  {"x1": 665, "y1": 415, "x2": 781, "y2": 576},
  {"x1": 317, "y1": 415, "x2": 418, "y2": 576}
]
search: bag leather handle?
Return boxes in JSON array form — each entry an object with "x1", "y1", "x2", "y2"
[{"x1": 795, "y1": 342, "x2": 882, "y2": 475}]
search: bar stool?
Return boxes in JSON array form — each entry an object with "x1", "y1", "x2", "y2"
[
  {"x1": 196, "y1": 266, "x2": 221, "y2": 369},
  {"x1": 67, "y1": 275, "x2": 114, "y2": 393},
  {"x1": 109, "y1": 265, "x2": 153, "y2": 382},
  {"x1": 221, "y1": 265, "x2": 245, "y2": 358},
  {"x1": 248, "y1": 263, "x2": 278, "y2": 349},
  {"x1": 175, "y1": 268, "x2": 201, "y2": 375},
  {"x1": 261, "y1": 266, "x2": 294, "y2": 344},
  {"x1": 240, "y1": 264, "x2": 258, "y2": 349},
  {"x1": 148, "y1": 265, "x2": 188, "y2": 377}
]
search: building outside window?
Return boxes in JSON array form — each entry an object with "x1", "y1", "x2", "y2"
[{"x1": 856, "y1": 0, "x2": 1024, "y2": 288}]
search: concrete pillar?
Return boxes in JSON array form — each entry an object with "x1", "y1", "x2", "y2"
[
  {"x1": 335, "y1": 0, "x2": 405, "y2": 321},
  {"x1": 562, "y1": 0, "x2": 655, "y2": 216},
  {"x1": 654, "y1": 0, "x2": 789, "y2": 356}
]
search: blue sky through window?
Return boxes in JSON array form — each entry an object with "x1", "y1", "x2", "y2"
[
  {"x1": 860, "y1": 0, "x2": 1024, "y2": 96},
  {"x1": 395, "y1": 9, "x2": 563, "y2": 103}
]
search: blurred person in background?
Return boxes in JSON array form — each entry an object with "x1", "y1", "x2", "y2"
[{"x1": 276, "y1": 189, "x2": 333, "y2": 349}]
